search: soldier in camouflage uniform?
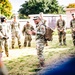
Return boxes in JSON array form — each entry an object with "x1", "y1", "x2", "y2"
[
  {"x1": 10, "y1": 16, "x2": 21, "y2": 49},
  {"x1": 33, "y1": 16, "x2": 46, "y2": 69},
  {"x1": 0, "y1": 17, "x2": 3, "y2": 54},
  {"x1": 57, "y1": 15, "x2": 66, "y2": 46},
  {"x1": 0, "y1": 17, "x2": 9, "y2": 57},
  {"x1": 70, "y1": 14, "x2": 75, "y2": 46},
  {"x1": 22, "y1": 21, "x2": 34, "y2": 47}
]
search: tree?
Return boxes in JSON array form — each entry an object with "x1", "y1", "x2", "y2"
[
  {"x1": 67, "y1": 3, "x2": 75, "y2": 8},
  {"x1": 18, "y1": 0, "x2": 65, "y2": 18},
  {"x1": 0, "y1": 0, "x2": 12, "y2": 18}
]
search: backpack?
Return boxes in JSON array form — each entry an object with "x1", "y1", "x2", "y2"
[
  {"x1": 44, "y1": 26, "x2": 53, "y2": 41},
  {"x1": 40, "y1": 19, "x2": 54, "y2": 41}
]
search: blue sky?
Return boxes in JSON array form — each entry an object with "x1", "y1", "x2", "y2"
[{"x1": 9, "y1": 0, "x2": 75, "y2": 13}]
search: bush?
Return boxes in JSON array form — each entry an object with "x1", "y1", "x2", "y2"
[{"x1": 66, "y1": 29, "x2": 71, "y2": 34}]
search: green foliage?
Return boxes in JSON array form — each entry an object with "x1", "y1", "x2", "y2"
[
  {"x1": 18, "y1": 0, "x2": 65, "y2": 18},
  {"x1": 0, "y1": 0, "x2": 12, "y2": 18},
  {"x1": 66, "y1": 29, "x2": 71, "y2": 34},
  {"x1": 18, "y1": 14, "x2": 30, "y2": 19},
  {"x1": 67, "y1": 3, "x2": 75, "y2": 8}
]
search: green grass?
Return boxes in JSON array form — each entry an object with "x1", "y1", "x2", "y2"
[{"x1": 3, "y1": 34, "x2": 75, "y2": 75}]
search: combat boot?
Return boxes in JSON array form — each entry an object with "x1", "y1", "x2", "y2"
[
  {"x1": 63, "y1": 39, "x2": 67, "y2": 45},
  {"x1": 12, "y1": 45, "x2": 14, "y2": 49},
  {"x1": 59, "y1": 42, "x2": 62, "y2": 46},
  {"x1": 5, "y1": 52, "x2": 9, "y2": 57},
  {"x1": 28, "y1": 44, "x2": 31, "y2": 47},
  {"x1": 63, "y1": 42, "x2": 67, "y2": 46},
  {"x1": 28, "y1": 42, "x2": 31, "y2": 47},
  {"x1": 24, "y1": 42, "x2": 27, "y2": 47},
  {"x1": 40, "y1": 62, "x2": 45, "y2": 68},
  {"x1": 19, "y1": 45, "x2": 21, "y2": 49}
]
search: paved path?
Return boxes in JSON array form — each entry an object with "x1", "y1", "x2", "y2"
[{"x1": 2, "y1": 47, "x2": 37, "y2": 60}]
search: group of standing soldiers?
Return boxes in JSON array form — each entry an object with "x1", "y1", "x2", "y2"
[
  {"x1": 0, "y1": 15, "x2": 22, "y2": 57},
  {"x1": 57, "y1": 14, "x2": 75, "y2": 46},
  {"x1": 0, "y1": 13, "x2": 75, "y2": 71},
  {"x1": 0, "y1": 15, "x2": 35, "y2": 57}
]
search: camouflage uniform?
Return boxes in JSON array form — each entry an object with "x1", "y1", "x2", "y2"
[
  {"x1": 57, "y1": 17, "x2": 66, "y2": 45},
  {"x1": 0, "y1": 23, "x2": 3, "y2": 53},
  {"x1": 22, "y1": 22, "x2": 34, "y2": 47},
  {"x1": 11, "y1": 19, "x2": 21, "y2": 49},
  {"x1": 1, "y1": 22, "x2": 9, "y2": 57},
  {"x1": 0, "y1": 17, "x2": 9, "y2": 57},
  {"x1": 35, "y1": 21, "x2": 45, "y2": 68},
  {"x1": 70, "y1": 16, "x2": 75, "y2": 46}
]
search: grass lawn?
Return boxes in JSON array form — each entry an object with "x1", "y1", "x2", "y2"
[{"x1": 3, "y1": 34, "x2": 75, "y2": 75}]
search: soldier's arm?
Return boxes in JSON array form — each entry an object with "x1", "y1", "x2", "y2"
[
  {"x1": 63, "y1": 20, "x2": 66, "y2": 30},
  {"x1": 18, "y1": 22, "x2": 20, "y2": 29},
  {"x1": 22, "y1": 25, "x2": 25, "y2": 35},
  {"x1": 10, "y1": 22, "x2": 14, "y2": 30},
  {"x1": 57, "y1": 20, "x2": 60, "y2": 31},
  {"x1": 31, "y1": 25, "x2": 34, "y2": 31},
  {"x1": 70, "y1": 20, "x2": 73, "y2": 31}
]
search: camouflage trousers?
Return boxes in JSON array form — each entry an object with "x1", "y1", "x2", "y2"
[
  {"x1": 58, "y1": 31, "x2": 66, "y2": 45},
  {"x1": 36, "y1": 39, "x2": 45, "y2": 67},
  {"x1": 24, "y1": 35, "x2": 32, "y2": 47},
  {"x1": 11, "y1": 31, "x2": 21, "y2": 48},
  {"x1": 0, "y1": 40, "x2": 9, "y2": 57},
  {"x1": 0, "y1": 40, "x2": 3, "y2": 53},
  {"x1": 72, "y1": 31, "x2": 75, "y2": 46}
]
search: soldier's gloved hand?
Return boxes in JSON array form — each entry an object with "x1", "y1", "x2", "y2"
[
  {"x1": 2, "y1": 37, "x2": 9, "y2": 39},
  {"x1": 2, "y1": 37, "x2": 7, "y2": 39},
  {"x1": 32, "y1": 30, "x2": 36, "y2": 35},
  {"x1": 27, "y1": 30, "x2": 32, "y2": 35}
]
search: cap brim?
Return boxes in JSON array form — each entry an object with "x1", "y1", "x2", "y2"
[{"x1": 33, "y1": 18, "x2": 37, "y2": 20}]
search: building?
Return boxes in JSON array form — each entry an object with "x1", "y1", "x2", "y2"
[
  {"x1": 65, "y1": 8, "x2": 75, "y2": 28},
  {"x1": 29, "y1": 14, "x2": 66, "y2": 30}
]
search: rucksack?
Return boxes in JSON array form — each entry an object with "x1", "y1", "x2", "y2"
[
  {"x1": 44, "y1": 27, "x2": 53, "y2": 41},
  {"x1": 40, "y1": 19, "x2": 54, "y2": 41}
]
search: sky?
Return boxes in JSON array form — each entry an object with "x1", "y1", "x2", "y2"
[{"x1": 9, "y1": 0, "x2": 75, "y2": 13}]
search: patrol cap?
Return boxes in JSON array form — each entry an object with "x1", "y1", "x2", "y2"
[
  {"x1": 72, "y1": 13, "x2": 75, "y2": 16},
  {"x1": 33, "y1": 16, "x2": 40, "y2": 20},
  {"x1": 1, "y1": 16, "x2": 6, "y2": 22}
]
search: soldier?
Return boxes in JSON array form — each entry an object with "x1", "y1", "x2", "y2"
[
  {"x1": 0, "y1": 17, "x2": 9, "y2": 57},
  {"x1": 0, "y1": 17, "x2": 3, "y2": 54},
  {"x1": 22, "y1": 21, "x2": 34, "y2": 47},
  {"x1": 57, "y1": 15, "x2": 66, "y2": 46},
  {"x1": 32, "y1": 16, "x2": 46, "y2": 69},
  {"x1": 70, "y1": 13, "x2": 75, "y2": 46},
  {"x1": 0, "y1": 17, "x2": 8, "y2": 73},
  {"x1": 10, "y1": 15, "x2": 21, "y2": 49}
]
